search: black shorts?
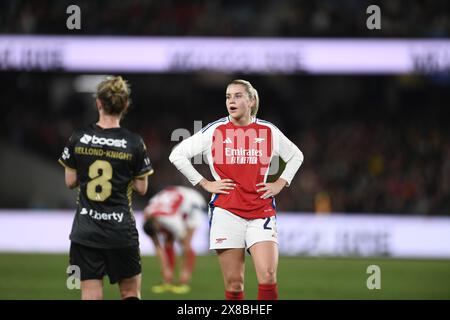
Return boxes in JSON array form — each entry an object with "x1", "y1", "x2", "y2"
[{"x1": 69, "y1": 242, "x2": 141, "y2": 284}]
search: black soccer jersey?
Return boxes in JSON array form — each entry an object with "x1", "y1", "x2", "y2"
[{"x1": 59, "y1": 124, "x2": 153, "y2": 249}]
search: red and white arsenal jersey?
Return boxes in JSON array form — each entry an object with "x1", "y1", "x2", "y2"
[
  {"x1": 170, "y1": 116, "x2": 300, "y2": 219},
  {"x1": 146, "y1": 186, "x2": 206, "y2": 219}
]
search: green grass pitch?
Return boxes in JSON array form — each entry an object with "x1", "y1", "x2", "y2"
[{"x1": 0, "y1": 253, "x2": 449, "y2": 299}]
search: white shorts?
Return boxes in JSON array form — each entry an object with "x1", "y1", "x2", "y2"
[
  {"x1": 209, "y1": 207, "x2": 278, "y2": 250},
  {"x1": 157, "y1": 215, "x2": 186, "y2": 240},
  {"x1": 155, "y1": 210, "x2": 203, "y2": 241},
  {"x1": 185, "y1": 207, "x2": 204, "y2": 230}
]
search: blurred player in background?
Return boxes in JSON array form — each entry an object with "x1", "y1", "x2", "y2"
[
  {"x1": 58, "y1": 76, "x2": 154, "y2": 300},
  {"x1": 170, "y1": 79, "x2": 303, "y2": 300},
  {"x1": 142, "y1": 186, "x2": 207, "y2": 294}
]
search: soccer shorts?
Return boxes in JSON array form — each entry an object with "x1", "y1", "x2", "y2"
[
  {"x1": 69, "y1": 242, "x2": 141, "y2": 284},
  {"x1": 156, "y1": 215, "x2": 187, "y2": 240},
  {"x1": 185, "y1": 207, "x2": 204, "y2": 230},
  {"x1": 154, "y1": 210, "x2": 203, "y2": 240},
  {"x1": 209, "y1": 207, "x2": 278, "y2": 250}
]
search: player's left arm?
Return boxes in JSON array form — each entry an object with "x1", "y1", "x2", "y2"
[
  {"x1": 132, "y1": 137, "x2": 154, "y2": 195},
  {"x1": 64, "y1": 167, "x2": 78, "y2": 189},
  {"x1": 257, "y1": 127, "x2": 304, "y2": 199},
  {"x1": 132, "y1": 176, "x2": 148, "y2": 196}
]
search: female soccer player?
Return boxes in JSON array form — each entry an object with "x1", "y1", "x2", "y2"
[
  {"x1": 58, "y1": 76, "x2": 154, "y2": 300},
  {"x1": 169, "y1": 79, "x2": 303, "y2": 300},
  {"x1": 142, "y1": 185, "x2": 207, "y2": 294}
]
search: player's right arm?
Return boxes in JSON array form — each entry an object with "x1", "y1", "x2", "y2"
[
  {"x1": 59, "y1": 133, "x2": 78, "y2": 189},
  {"x1": 169, "y1": 130, "x2": 206, "y2": 186},
  {"x1": 179, "y1": 228, "x2": 196, "y2": 284},
  {"x1": 153, "y1": 237, "x2": 173, "y2": 283},
  {"x1": 143, "y1": 209, "x2": 173, "y2": 282},
  {"x1": 132, "y1": 137, "x2": 154, "y2": 196},
  {"x1": 169, "y1": 127, "x2": 235, "y2": 194}
]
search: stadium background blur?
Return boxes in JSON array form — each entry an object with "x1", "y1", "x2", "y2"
[{"x1": 0, "y1": 0, "x2": 450, "y2": 300}]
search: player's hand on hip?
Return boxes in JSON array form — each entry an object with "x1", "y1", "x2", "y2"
[
  {"x1": 199, "y1": 178, "x2": 235, "y2": 194},
  {"x1": 256, "y1": 179, "x2": 287, "y2": 199}
]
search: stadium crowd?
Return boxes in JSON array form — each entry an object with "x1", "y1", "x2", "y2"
[
  {"x1": 0, "y1": 0, "x2": 448, "y2": 38},
  {"x1": 1, "y1": 1, "x2": 449, "y2": 215}
]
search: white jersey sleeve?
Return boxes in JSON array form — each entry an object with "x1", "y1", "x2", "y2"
[
  {"x1": 169, "y1": 119, "x2": 225, "y2": 186},
  {"x1": 169, "y1": 130, "x2": 207, "y2": 185},
  {"x1": 272, "y1": 125, "x2": 304, "y2": 187}
]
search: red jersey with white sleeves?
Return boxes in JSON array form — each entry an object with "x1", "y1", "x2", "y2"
[
  {"x1": 169, "y1": 117, "x2": 302, "y2": 220},
  {"x1": 146, "y1": 187, "x2": 184, "y2": 217},
  {"x1": 146, "y1": 186, "x2": 206, "y2": 219},
  {"x1": 209, "y1": 119, "x2": 275, "y2": 218}
]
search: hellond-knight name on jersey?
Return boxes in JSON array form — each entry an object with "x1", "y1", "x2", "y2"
[
  {"x1": 80, "y1": 134, "x2": 127, "y2": 148},
  {"x1": 59, "y1": 123, "x2": 154, "y2": 249}
]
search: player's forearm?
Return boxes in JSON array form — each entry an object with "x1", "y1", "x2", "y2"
[
  {"x1": 169, "y1": 147, "x2": 204, "y2": 185},
  {"x1": 67, "y1": 181, "x2": 79, "y2": 189},
  {"x1": 279, "y1": 146, "x2": 304, "y2": 187},
  {"x1": 198, "y1": 178, "x2": 209, "y2": 188},
  {"x1": 132, "y1": 177, "x2": 148, "y2": 195},
  {"x1": 174, "y1": 161, "x2": 204, "y2": 186},
  {"x1": 180, "y1": 248, "x2": 196, "y2": 283},
  {"x1": 156, "y1": 247, "x2": 168, "y2": 268},
  {"x1": 155, "y1": 246, "x2": 172, "y2": 281},
  {"x1": 169, "y1": 131, "x2": 207, "y2": 185},
  {"x1": 274, "y1": 178, "x2": 288, "y2": 189},
  {"x1": 65, "y1": 169, "x2": 79, "y2": 189}
]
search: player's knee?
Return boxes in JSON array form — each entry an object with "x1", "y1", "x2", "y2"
[
  {"x1": 225, "y1": 277, "x2": 244, "y2": 292},
  {"x1": 227, "y1": 281, "x2": 244, "y2": 292},
  {"x1": 259, "y1": 268, "x2": 277, "y2": 284}
]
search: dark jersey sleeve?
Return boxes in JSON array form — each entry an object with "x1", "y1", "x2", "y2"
[
  {"x1": 133, "y1": 138, "x2": 154, "y2": 178},
  {"x1": 58, "y1": 133, "x2": 77, "y2": 170}
]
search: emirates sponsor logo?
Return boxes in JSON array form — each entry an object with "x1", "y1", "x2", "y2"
[{"x1": 225, "y1": 147, "x2": 263, "y2": 157}]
